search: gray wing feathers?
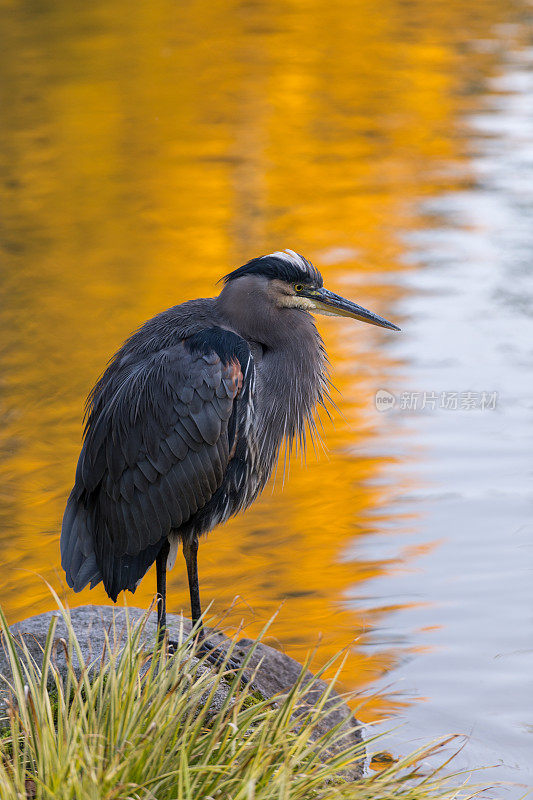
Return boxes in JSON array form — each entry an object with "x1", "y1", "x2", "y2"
[{"x1": 61, "y1": 341, "x2": 242, "y2": 599}]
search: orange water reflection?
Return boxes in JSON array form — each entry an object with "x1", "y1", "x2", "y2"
[{"x1": 0, "y1": 0, "x2": 523, "y2": 721}]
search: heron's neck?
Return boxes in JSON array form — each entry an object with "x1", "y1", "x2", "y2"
[
  {"x1": 216, "y1": 287, "x2": 329, "y2": 467},
  {"x1": 254, "y1": 311, "x2": 328, "y2": 469}
]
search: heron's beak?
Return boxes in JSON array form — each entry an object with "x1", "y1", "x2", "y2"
[{"x1": 310, "y1": 287, "x2": 401, "y2": 331}]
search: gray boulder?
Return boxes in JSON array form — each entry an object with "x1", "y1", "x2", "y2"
[{"x1": 0, "y1": 605, "x2": 364, "y2": 778}]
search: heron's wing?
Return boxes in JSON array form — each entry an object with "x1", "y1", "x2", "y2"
[{"x1": 61, "y1": 329, "x2": 253, "y2": 600}]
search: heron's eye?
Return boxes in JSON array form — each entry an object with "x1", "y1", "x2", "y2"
[{"x1": 294, "y1": 284, "x2": 304, "y2": 292}]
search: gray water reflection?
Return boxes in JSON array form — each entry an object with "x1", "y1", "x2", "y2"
[{"x1": 354, "y1": 38, "x2": 533, "y2": 789}]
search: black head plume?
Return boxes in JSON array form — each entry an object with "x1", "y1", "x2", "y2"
[{"x1": 224, "y1": 250, "x2": 323, "y2": 288}]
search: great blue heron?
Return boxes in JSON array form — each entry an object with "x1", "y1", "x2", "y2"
[{"x1": 61, "y1": 250, "x2": 399, "y2": 646}]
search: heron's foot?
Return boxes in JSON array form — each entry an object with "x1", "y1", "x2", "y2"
[
  {"x1": 160, "y1": 638, "x2": 238, "y2": 668},
  {"x1": 157, "y1": 636, "x2": 249, "y2": 687},
  {"x1": 196, "y1": 639, "x2": 249, "y2": 686}
]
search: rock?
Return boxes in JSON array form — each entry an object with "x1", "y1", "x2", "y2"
[
  {"x1": 235, "y1": 637, "x2": 364, "y2": 767},
  {"x1": 0, "y1": 605, "x2": 364, "y2": 778}
]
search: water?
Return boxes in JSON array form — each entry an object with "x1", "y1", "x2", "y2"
[
  {"x1": 0, "y1": 0, "x2": 531, "y2": 791},
  {"x1": 357, "y1": 39, "x2": 533, "y2": 787}
]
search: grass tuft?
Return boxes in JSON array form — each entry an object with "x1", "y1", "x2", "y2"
[{"x1": 0, "y1": 597, "x2": 476, "y2": 800}]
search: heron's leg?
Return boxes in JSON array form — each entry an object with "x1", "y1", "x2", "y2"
[
  {"x1": 182, "y1": 535, "x2": 204, "y2": 639},
  {"x1": 156, "y1": 539, "x2": 170, "y2": 645},
  {"x1": 182, "y1": 535, "x2": 247, "y2": 681}
]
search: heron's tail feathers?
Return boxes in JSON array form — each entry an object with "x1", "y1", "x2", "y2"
[
  {"x1": 60, "y1": 492, "x2": 102, "y2": 593},
  {"x1": 61, "y1": 491, "x2": 167, "y2": 602}
]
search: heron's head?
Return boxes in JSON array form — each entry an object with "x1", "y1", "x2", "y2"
[{"x1": 220, "y1": 250, "x2": 400, "y2": 336}]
